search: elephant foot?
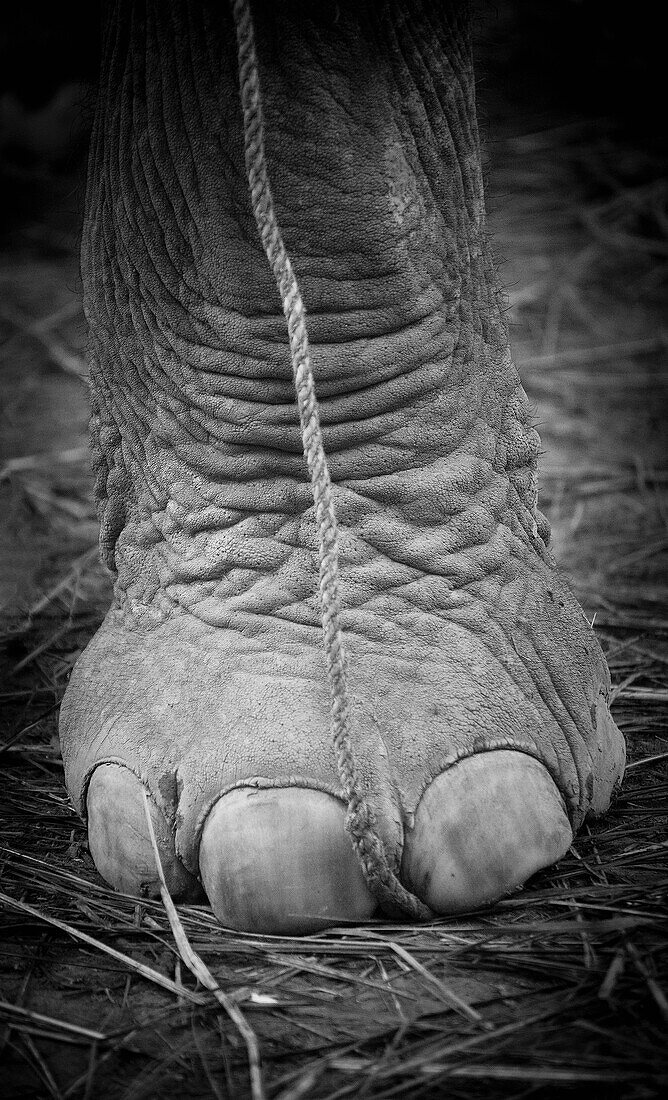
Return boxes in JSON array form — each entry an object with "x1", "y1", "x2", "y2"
[
  {"x1": 69, "y1": 0, "x2": 627, "y2": 932},
  {"x1": 60, "y1": 590, "x2": 624, "y2": 932}
]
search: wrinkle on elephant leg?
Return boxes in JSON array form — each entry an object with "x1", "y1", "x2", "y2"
[{"x1": 59, "y1": 0, "x2": 626, "y2": 932}]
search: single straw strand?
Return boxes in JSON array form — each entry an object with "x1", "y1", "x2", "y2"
[{"x1": 142, "y1": 792, "x2": 266, "y2": 1100}]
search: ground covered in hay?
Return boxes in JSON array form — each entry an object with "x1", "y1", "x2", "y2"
[{"x1": 1, "y1": 10, "x2": 667, "y2": 1100}]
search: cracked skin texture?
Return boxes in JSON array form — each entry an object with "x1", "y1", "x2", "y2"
[{"x1": 59, "y1": 0, "x2": 625, "y2": 932}]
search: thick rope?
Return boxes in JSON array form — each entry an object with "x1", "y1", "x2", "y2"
[{"x1": 230, "y1": 0, "x2": 431, "y2": 921}]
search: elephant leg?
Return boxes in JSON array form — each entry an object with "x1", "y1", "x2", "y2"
[{"x1": 59, "y1": 0, "x2": 625, "y2": 933}]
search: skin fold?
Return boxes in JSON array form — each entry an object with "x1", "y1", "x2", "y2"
[{"x1": 59, "y1": 0, "x2": 626, "y2": 932}]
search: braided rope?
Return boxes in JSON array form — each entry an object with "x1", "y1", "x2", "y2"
[{"x1": 230, "y1": 0, "x2": 431, "y2": 920}]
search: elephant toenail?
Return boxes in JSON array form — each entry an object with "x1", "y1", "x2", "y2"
[
  {"x1": 87, "y1": 763, "x2": 201, "y2": 900},
  {"x1": 401, "y1": 750, "x2": 573, "y2": 912},
  {"x1": 199, "y1": 786, "x2": 377, "y2": 933}
]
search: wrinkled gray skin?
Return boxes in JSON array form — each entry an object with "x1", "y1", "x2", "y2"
[{"x1": 59, "y1": 0, "x2": 625, "y2": 931}]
